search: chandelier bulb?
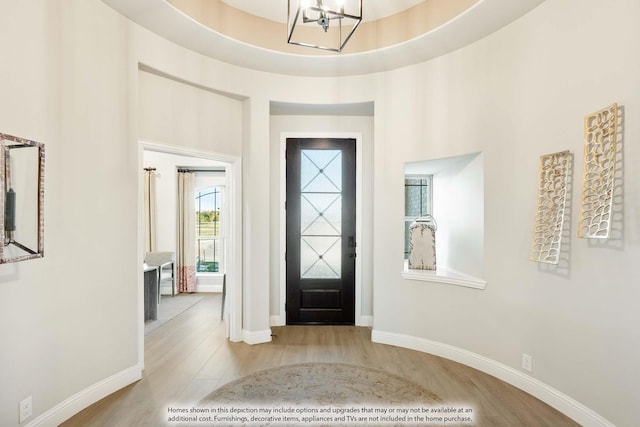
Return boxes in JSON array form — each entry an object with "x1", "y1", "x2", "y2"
[{"x1": 319, "y1": 14, "x2": 330, "y2": 32}]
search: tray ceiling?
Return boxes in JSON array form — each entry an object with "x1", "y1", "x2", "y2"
[{"x1": 101, "y1": 0, "x2": 546, "y2": 77}]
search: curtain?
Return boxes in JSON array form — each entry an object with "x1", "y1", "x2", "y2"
[
  {"x1": 177, "y1": 171, "x2": 197, "y2": 293},
  {"x1": 143, "y1": 168, "x2": 156, "y2": 253}
]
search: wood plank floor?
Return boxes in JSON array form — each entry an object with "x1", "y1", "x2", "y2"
[{"x1": 62, "y1": 293, "x2": 578, "y2": 426}]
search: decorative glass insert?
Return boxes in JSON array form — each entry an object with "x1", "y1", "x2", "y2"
[
  {"x1": 405, "y1": 177, "x2": 430, "y2": 217},
  {"x1": 300, "y1": 149, "x2": 342, "y2": 279},
  {"x1": 404, "y1": 176, "x2": 432, "y2": 258}
]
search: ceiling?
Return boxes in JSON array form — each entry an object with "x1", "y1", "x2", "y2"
[
  {"x1": 101, "y1": 0, "x2": 546, "y2": 77},
  {"x1": 220, "y1": 0, "x2": 426, "y2": 23}
]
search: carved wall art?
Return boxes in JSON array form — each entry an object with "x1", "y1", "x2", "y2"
[
  {"x1": 529, "y1": 150, "x2": 571, "y2": 264},
  {"x1": 578, "y1": 103, "x2": 618, "y2": 238}
]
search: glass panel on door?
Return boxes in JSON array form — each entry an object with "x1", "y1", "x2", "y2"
[{"x1": 300, "y1": 149, "x2": 342, "y2": 279}]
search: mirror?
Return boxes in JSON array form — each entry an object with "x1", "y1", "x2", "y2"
[{"x1": 0, "y1": 133, "x2": 45, "y2": 264}]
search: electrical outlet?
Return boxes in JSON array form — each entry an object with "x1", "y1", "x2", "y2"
[
  {"x1": 19, "y1": 396, "x2": 32, "y2": 423},
  {"x1": 522, "y1": 354, "x2": 533, "y2": 372}
]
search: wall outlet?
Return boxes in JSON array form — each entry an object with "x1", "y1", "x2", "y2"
[
  {"x1": 19, "y1": 396, "x2": 32, "y2": 423},
  {"x1": 522, "y1": 353, "x2": 533, "y2": 372}
]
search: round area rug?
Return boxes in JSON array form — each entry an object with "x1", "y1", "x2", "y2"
[{"x1": 201, "y1": 362, "x2": 442, "y2": 406}]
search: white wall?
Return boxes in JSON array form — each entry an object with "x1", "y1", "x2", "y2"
[
  {"x1": 372, "y1": 1, "x2": 640, "y2": 425},
  {"x1": 0, "y1": 0, "x2": 638, "y2": 426},
  {"x1": 137, "y1": 70, "x2": 243, "y2": 157},
  {"x1": 0, "y1": 1, "x2": 138, "y2": 425},
  {"x1": 432, "y1": 153, "x2": 484, "y2": 277}
]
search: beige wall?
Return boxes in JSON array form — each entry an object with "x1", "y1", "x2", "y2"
[
  {"x1": 0, "y1": 1, "x2": 138, "y2": 425},
  {"x1": 0, "y1": 0, "x2": 638, "y2": 426},
  {"x1": 371, "y1": 1, "x2": 640, "y2": 425},
  {"x1": 137, "y1": 70, "x2": 243, "y2": 157}
]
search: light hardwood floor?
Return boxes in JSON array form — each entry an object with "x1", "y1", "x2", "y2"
[{"x1": 62, "y1": 293, "x2": 578, "y2": 426}]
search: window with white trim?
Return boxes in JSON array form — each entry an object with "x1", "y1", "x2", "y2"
[
  {"x1": 195, "y1": 186, "x2": 223, "y2": 273},
  {"x1": 404, "y1": 175, "x2": 432, "y2": 259}
]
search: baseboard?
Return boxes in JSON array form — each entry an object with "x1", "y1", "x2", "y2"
[
  {"x1": 357, "y1": 315, "x2": 373, "y2": 327},
  {"x1": 242, "y1": 328, "x2": 273, "y2": 345},
  {"x1": 371, "y1": 329, "x2": 613, "y2": 427},
  {"x1": 195, "y1": 284, "x2": 223, "y2": 293},
  {"x1": 195, "y1": 274, "x2": 224, "y2": 293},
  {"x1": 26, "y1": 364, "x2": 142, "y2": 427},
  {"x1": 270, "y1": 315, "x2": 285, "y2": 327}
]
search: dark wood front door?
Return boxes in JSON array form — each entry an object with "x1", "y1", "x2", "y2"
[{"x1": 286, "y1": 138, "x2": 356, "y2": 325}]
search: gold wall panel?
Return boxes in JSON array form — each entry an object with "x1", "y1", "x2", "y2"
[
  {"x1": 578, "y1": 103, "x2": 618, "y2": 238},
  {"x1": 530, "y1": 150, "x2": 571, "y2": 264}
]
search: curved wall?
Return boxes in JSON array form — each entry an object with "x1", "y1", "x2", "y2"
[
  {"x1": 133, "y1": 0, "x2": 640, "y2": 424},
  {"x1": 0, "y1": 0, "x2": 638, "y2": 426},
  {"x1": 368, "y1": 1, "x2": 639, "y2": 425}
]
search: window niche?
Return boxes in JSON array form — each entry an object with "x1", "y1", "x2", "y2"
[
  {"x1": 403, "y1": 152, "x2": 485, "y2": 289},
  {"x1": 0, "y1": 133, "x2": 45, "y2": 264}
]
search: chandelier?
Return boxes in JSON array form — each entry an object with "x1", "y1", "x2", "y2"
[{"x1": 287, "y1": 0, "x2": 363, "y2": 53}]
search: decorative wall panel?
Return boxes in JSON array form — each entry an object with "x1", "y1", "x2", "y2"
[
  {"x1": 578, "y1": 103, "x2": 618, "y2": 238},
  {"x1": 409, "y1": 215, "x2": 437, "y2": 270},
  {"x1": 529, "y1": 150, "x2": 571, "y2": 264}
]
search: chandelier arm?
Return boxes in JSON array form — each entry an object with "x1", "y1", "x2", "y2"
[
  {"x1": 287, "y1": 0, "x2": 362, "y2": 53},
  {"x1": 287, "y1": 5, "x2": 302, "y2": 44},
  {"x1": 338, "y1": 17, "x2": 362, "y2": 52}
]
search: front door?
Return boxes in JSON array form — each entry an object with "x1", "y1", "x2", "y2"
[{"x1": 286, "y1": 138, "x2": 356, "y2": 325}]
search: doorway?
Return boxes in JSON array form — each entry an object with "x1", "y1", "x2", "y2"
[
  {"x1": 138, "y1": 141, "x2": 243, "y2": 367},
  {"x1": 286, "y1": 138, "x2": 356, "y2": 324}
]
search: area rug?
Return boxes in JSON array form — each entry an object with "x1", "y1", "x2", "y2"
[
  {"x1": 200, "y1": 362, "x2": 442, "y2": 407},
  {"x1": 144, "y1": 295, "x2": 203, "y2": 335}
]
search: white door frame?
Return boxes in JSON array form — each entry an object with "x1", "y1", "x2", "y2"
[{"x1": 138, "y1": 140, "x2": 243, "y2": 368}]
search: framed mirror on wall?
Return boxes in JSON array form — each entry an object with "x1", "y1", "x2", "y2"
[{"x1": 0, "y1": 133, "x2": 45, "y2": 264}]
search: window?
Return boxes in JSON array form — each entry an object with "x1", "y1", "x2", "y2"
[
  {"x1": 404, "y1": 175, "x2": 432, "y2": 259},
  {"x1": 195, "y1": 186, "x2": 222, "y2": 273}
]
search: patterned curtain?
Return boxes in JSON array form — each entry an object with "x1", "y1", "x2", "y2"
[
  {"x1": 143, "y1": 168, "x2": 156, "y2": 253},
  {"x1": 177, "y1": 171, "x2": 197, "y2": 292}
]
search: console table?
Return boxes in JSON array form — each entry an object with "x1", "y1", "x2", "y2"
[{"x1": 144, "y1": 266, "x2": 158, "y2": 322}]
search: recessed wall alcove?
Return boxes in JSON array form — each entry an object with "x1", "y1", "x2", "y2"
[
  {"x1": 403, "y1": 152, "x2": 485, "y2": 289},
  {"x1": 269, "y1": 100, "x2": 375, "y2": 327}
]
